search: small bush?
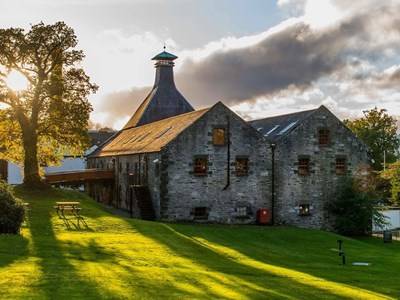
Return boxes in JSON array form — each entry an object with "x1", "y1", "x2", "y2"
[
  {"x1": 0, "y1": 181, "x2": 25, "y2": 234},
  {"x1": 327, "y1": 177, "x2": 386, "y2": 236}
]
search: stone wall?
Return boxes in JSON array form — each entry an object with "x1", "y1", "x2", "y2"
[
  {"x1": 160, "y1": 103, "x2": 271, "y2": 223},
  {"x1": 87, "y1": 154, "x2": 150, "y2": 218},
  {"x1": 274, "y1": 106, "x2": 369, "y2": 229}
]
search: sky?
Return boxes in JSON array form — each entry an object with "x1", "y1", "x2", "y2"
[{"x1": 1, "y1": 0, "x2": 399, "y2": 129}]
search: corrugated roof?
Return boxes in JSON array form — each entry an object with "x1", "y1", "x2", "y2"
[
  {"x1": 93, "y1": 108, "x2": 210, "y2": 157},
  {"x1": 249, "y1": 108, "x2": 317, "y2": 141}
]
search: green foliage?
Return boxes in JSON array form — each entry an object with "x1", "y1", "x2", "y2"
[
  {"x1": 344, "y1": 107, "x2": 399, "y2": 171},
  {"x1": 0, "y1": 22, "x2": 98, "y2": 185},
  {"x1": 381, "y1": 161, "x2": 400, "y2": 206},
  {"x1": 327, "y1": 177, "x2": 385, "y2": 236},
  {"x1": 0, "y1": 181, "x2": 24, "y2": 234}
]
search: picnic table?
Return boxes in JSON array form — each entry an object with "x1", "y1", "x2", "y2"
[{"x1": 54, "y1": 202, "x2": 81, "y2": 218}]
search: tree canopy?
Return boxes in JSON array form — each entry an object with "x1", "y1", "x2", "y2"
[
  {"x1": 0, "y1": 22, "x2": 98, "y2": 186},
  {"x1": 344, "y1": 107, "x2": 399, "y2": 171},
  {"x1": 381, "y1": 161, "x2": 400, "y2": 206}
]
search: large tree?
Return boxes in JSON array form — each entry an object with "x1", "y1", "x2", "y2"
[
  {"x1": 344, "y1": 107, "x2": 399, "y2": 171},
  {"x1": 0, "y1": 22, "x2": 97, "y2": 187}
]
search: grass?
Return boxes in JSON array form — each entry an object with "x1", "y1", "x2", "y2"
[{"x1": 0, "y1": 188, "x2": 399, "y2": 299}]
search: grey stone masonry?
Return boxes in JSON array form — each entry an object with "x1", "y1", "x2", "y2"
[
  {"x1": 272, "y1": 106, "x2": 369, "y2": 229},
  {"x1": 160, "y1": 102, "x2": 271, "y2": 223}
]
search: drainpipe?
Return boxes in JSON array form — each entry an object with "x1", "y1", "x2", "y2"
[
  {"x1": 223, "y1": 116, "x2": 231, "y2": 190},
  {"x1": 270, "y1": 143, "x2": 276, "y2": 225}
]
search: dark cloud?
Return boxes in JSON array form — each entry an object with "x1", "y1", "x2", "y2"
[
  {"x1": 97, "y1": 87, "x2": 150, "y2": 123},
  {"x1": 98, "y1": 3, "x2": 400, "y2": 126}
]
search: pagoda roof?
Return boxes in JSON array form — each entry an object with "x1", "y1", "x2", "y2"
[{"x1": 151, "y1": 51, "x2": 178, "y2": 61}]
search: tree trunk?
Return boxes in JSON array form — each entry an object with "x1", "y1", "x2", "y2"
[{"x1": 22, "y1": 128, "x2": 42, "y2": 187}]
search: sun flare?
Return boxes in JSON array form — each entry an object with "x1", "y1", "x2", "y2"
[{"x1": 5, "y1": 70, "x2": 29, "y2": 91}]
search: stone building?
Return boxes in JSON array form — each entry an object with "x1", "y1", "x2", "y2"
[
  {"x1": 88, "y1": 51, "x2": 270, "y2": 223},
  {"x1": 250, "y1": 107, "x2": 369, "y2": 229},
  {"x1": 88, "y1": 50, "x2": 369, "y2": 228}
]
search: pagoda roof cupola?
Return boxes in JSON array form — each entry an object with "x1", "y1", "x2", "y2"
[{"x1": 122, "y1": 49, "x2": 194, "y2": 129}]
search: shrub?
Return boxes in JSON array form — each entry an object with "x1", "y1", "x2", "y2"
[
  {"x1": 0, "y1": 181, "x2": 25, "y2": 234},
  {"x1": 327, "y1": 177, "x2": 386, "y2": 236}
]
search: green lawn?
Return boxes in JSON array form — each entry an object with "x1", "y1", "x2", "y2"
[{"x1": 0, "y1": 188, "x2": 399, "y2": 299}]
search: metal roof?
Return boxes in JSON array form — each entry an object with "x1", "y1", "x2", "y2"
[
  {"x1": 249, "y1": 108, "x2": 318, "y2": 141},
  {"x1": 92, "y1": 108, "x2": 210, "y2": 157},
  {"x1": 151, "y1": 51, "x2": 178, "y2": 61}
]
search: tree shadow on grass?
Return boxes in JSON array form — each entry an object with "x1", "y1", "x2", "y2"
[
  {"x1": 28, "y1": 199, "x2": 114, "y2": 299},
  {"x1": 126, "y1": 222, "x2": 324, "y2": 299},
  {"x1": 167, "y1": 224, "x2": 400, "y2": 298},
  {"x1": 0, "y1": 233, "x2": 29, "y2": 269},
  {"x1": 128, "y1": 221, "x2": 391, "y2": 300}
]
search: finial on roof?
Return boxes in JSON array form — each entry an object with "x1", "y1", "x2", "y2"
[{"x1": 151, "y1": 46, "x2": 178, "y2": 61}]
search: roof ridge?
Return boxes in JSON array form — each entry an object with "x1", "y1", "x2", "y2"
[
  {"x1": 122, "y1": 107, "x2": 211, "y2": 131},
  {"x1": 250, "y1": 108, "x2": 318, "y2": 123}
]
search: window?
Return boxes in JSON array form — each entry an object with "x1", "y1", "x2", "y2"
[
  {"x1": 212, "y1": 128, "x2": 226, "y2": 146},
  {"x1": 335, "y1": 157, "x2": 346, "y2": 175},
  {"x1": 236, "y1": 157, "x2": 249, "y2": 176},
  {"x1": 298, "y1": 158, "x2": 310, "y2": 176},
  {"x1": 299, "y1": 204, "x2": 311, "y2": 216},
  {"x1": 318, "y1": 129, "x2": 330, "y2": 146},
  {"x1": 193, "y1": 207, "x2": 208, "y2": 219},
  {"x1": 193, "y1": 156, "x2": 208, "y2": 176},
  {"x1": 126, "y1": 162, "x2": 130, "y2": 171},
  {"x1": 236, "y1": 206, "x2": 248, "y2": 217},
  {"x1": 119, "y1": 162, "x2": 122, "y2": 173}
]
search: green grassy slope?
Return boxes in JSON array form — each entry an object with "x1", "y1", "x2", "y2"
[{"x1": 0, "y1": 188, "x2": 398, "y2": 299}]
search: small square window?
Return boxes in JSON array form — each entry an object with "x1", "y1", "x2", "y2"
[
  {"x1": 212, "y1": 128, "x2": 226, "y2": 146},
  {"x1": 194, "y1": 156, "x2": 208, "y2": 176},
  {"x1": 236, "y1": 206, "x2": 248, "y2": 217},
  {"x1": 236, "y1": 157, "x2": 249, "y2": 176},
  {"x1": 319, "y1": 129, "x2": 330, "y2": 146},
  {"x1": 335, "y1": 158, "x2": 346, "y2": 175},
  {"x1": 299, "y1": 204, "x2": 311, "y2": 216},
  {"x1": 298, "y1": 158, "x2": 310, "y2": 176},
  {"x1": 193, "y1": 207, "x2": 208, "y2": 219}
]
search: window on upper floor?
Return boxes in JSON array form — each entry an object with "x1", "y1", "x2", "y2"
[
  {"x1": 235, "y1": 157, "x2": 249, "y2": 176},
  {"x1": 193, "y1": 156, "x2": 208, "y2": 176},
  {"x1": 212, "y1": 128, "x2": 226, "y2": 146},
  {"x1": 298, "y1": 157, "x2": 310, "y2": 176},
  {"x1": 318, "y1": 128, "x2": 330, "y2": 146},
  {"x1": 335, "y1": 157, "x2": 347, "y2": 175}
]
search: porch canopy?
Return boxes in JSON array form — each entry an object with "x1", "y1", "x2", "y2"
[{"x1": 44, "y1": 169, "x2": 114, "y2": 184}]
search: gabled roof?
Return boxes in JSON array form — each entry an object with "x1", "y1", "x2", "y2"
[
  {"x1": 88, "y1": 130, "x2": 116, "y2": 147},
  {"x1": 92, "y1": 108, "x2": 210, "y2": 157},
  {"x1": 249, "y1": 108, "x2": 318, "y2": 141}
]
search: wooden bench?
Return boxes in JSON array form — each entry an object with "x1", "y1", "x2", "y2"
[{"x1": 54, "y1": 202, "x2": 82, "y2": 219}]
